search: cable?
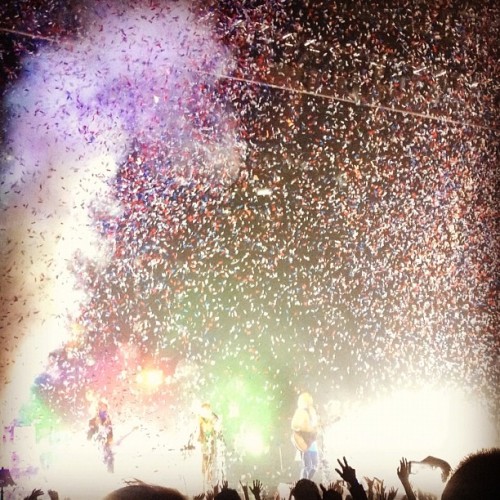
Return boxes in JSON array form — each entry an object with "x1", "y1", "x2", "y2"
[
  {"x1": 193, "y1": 69, "x2": 497, "y2": 132},
  {"x1": 0, "y1": 27, "x2": 59, "y2": 43},
  {"x1": 0, "y1": 26, "x2": 497, "y2": 132}
]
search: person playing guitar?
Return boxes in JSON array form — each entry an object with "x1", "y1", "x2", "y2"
[
  {"x1": 87, "y1": 400, "x2": 114, "y2": 473},
  {"x1": 291, "y1": 392, "x2": 319, "y2": 480}
]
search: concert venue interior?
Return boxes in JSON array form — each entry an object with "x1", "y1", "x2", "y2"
[{"x1": 0, "y1": 0, "x2": 498, "y2": 498}]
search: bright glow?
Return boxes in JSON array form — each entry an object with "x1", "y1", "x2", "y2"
[
  {"x1": 235, "y1": 428, "x2": 267, "y2": 456},
  {"x1": 8, "y1": 418, "x2": 204, "y2": 498},
  {"x1": 136, "y1": 368, "x2": 164, "y2": 389},
  {"x1": 323, "y1": 387, "x2": 497, "y2": 496}
]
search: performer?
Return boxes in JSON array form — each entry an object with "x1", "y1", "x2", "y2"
[
  {"x1": 87, "y1": 400, "x2": 114, "y2": 473},
  {"x1": 291, "y1": 392, "x2": 319, "y2": 480},
  {"x1": 197, "y1": 402, "x2": 222, "y2": 489}
]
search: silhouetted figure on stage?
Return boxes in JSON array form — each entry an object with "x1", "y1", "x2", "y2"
[
  {"x1": 291, "y1": 392, "x2": 319, "y2": 480},
  {"x1": 87, "y1": 400, "x2": 114, "y2": 473},
  {"x1": 197, "y1": 402, "x2": 223, "y2": 490}
]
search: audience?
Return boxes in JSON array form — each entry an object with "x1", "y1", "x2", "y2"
[
  {"x1": 290, "y1": 479, "x2": 321, "y2": 500},
  {"x1": 213, "y1": 482, "x2": 241, "y2": 500},
  {"x1": 15, "y1": 447, "x2": 498, "y2": 499},
  {"x1": 239, "y1": 480, "x2": 263, "y2": 500},
  {"x1": 335, "y1": 456, "x2": 368, "y2": 500},
  {"x1": 103, "y1": 481, "x2": 187, "y2": 500},
  {"x1": 441, "y1": 448, "x2": 500, "y2": 500}
]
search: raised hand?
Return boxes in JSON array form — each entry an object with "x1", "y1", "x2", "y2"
[
  {"x1": 320, "y1": 483, "x2": 342, "y2": 500},
  {"x1": 324, "y1": 481, "x2": 344, "y2": 492},
  {"x1": 397, "y1": 458, "x2": 410, "y2": 483},
  {"x1": 250, "y1": 479, "x2": 263, "y2": 499},
  {"x1": 364, "y1": 476, "x2": 375, "y2": 498},
  {"x1": 24, "y1": 489, "x2": 44, "y2": 500},
  {"x1": 48, "y1": 490, "x2": 59, "y2": 500},
  {"x1": 335, "y1": 457, "x2": 368, "y2": 500},
  {"x1": 386, "y1": 487, "x2": 398, "y2": 500},
  {"x1": 239, "y1": 480, "x2": 250, "y2": 500},
  {"x1": 335, "y1": 456, "x2": 359, "y2": 486},
  {"x1": 397, "y1": 458, "x2": 416, "y2": 500},
  {"x1": 421, "y1": 455, "x2": 452, "y2": 481}
]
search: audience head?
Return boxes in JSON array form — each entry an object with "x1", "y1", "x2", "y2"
[
  {"x1": 441, "y1": 448, "x2": 500, "y2": 500},
  {"x1": 214, "y1": 488, "x2": 241, "y2": 500},
  {"x1": 291, "y1": 478, "x2": 321, "y2": 500},
  {"x1": 103, "y1": 482, "x2": 187, "y2": 500}
]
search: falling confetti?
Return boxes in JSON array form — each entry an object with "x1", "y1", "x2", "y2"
[{"x1": 0, "y1": 0, "x2": 498, "y2": 497}]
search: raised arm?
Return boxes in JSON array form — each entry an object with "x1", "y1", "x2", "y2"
[
  {"x1": 397, "y1": 458, "x2": 417, "y2": 500},
  {"x1": 335, "y1": 456, "x2": 368, "y2": 500}
]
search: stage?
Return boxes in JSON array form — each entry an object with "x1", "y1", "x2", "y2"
[{"x1": 2, "y1": 387, "x2": 497, "y2": 499}]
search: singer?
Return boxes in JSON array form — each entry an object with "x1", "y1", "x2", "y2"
[{"x1": 197, "y1": 402, "x2": 222, "y2": 489}]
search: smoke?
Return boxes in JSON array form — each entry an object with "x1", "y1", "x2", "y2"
[{"x1": 0, "y1": 0, "x2": 241, "y2": 423}]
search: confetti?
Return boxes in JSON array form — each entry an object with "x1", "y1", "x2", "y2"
[{"x1": 0, "y1": 0, "x2": 498, "y2": 495}]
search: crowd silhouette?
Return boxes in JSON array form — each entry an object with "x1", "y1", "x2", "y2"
[{"x1": 16, "y1": 448, "x2": 500, "y2": 499}]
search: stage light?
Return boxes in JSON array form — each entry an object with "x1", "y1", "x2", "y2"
[
  {"x1": 236, "y1": 428, "x2": 267, "y2": 457},
  {"x1": 136, "y1": 368, "x2": 164, "y2": 389},
  {"x1": 205, "y1": 364, "x2": 277, "y2": 459}
]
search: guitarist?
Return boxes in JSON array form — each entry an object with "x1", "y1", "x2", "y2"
[
  {"x1": 291, "y1": 392, "x2": 319, "y2": 480},
  {"x1": 87, "y1": 400, "x2": 114, "y2": 473}
]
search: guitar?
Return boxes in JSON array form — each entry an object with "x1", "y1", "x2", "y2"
[
  {"x1": 114, "y1": 425, "x2": 140, "y2": 446},
  {"x1": 291, "y1": 430, "x2": 317, "y2": 452}
]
